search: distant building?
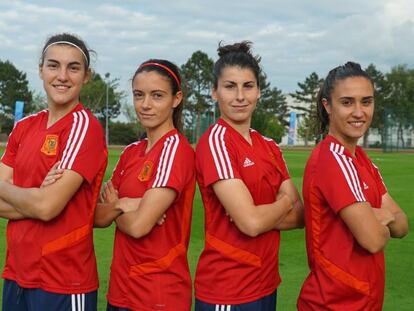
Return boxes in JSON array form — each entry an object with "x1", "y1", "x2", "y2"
[{"x1": 280, "y1": 95, "x2": 311, "y2": 146}]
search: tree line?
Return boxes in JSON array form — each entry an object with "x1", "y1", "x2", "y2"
[
  {"x1": 290, "y1": 64, "x2": 414, "y2": 148},
  {"x1": 1, "y1": 56, "x2": 413, "y2": 146}
]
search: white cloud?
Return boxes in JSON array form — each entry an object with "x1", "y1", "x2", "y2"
[
  {"x1": 0, "y1": 0, "x2": 413, "y2": 98},
  {"x1": 186, "y1": 30, "x2": 223, "y2": 40}
]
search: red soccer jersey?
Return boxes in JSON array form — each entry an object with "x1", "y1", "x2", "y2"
[
  {"x1": 194, "y1": 118, "x2": 290, "y2": 304},
  {"x1": 1, "y1": 103, "x2": 107, "y2": 294},
  {"x1": 106, "y1": 129, "x2": 195, "y2": 311},
  {"x1": 298, "y1": 135, "x2": 387, "y2": 311}
]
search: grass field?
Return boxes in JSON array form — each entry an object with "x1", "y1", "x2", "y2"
[{"x1": 0, "y1": 148, "x2": 413, "y2": 310}]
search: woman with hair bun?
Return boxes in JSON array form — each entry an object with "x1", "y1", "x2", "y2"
[
  {"x1": 297, "y1": 62, "x2": 408, "y2": 310},
  {"x1": 194, "y1": 41, "x2": 304, "y2": 311}
]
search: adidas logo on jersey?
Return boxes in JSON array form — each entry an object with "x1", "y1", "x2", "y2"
[
  {"x1": 243, "y1": 157, "x2": 255, "y2": 167},
  {"x1": 363, "y1": 182, "x2": 369, "y2": 190}
]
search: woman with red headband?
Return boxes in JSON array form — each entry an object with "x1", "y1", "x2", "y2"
[{"x1": 94, "y1": 59, "x2": 195, "y2": 311}]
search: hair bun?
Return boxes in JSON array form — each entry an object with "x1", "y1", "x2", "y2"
[
  {"x1": 217, "y1": 40, "x2": 253, "y2": 57},
  {"x1": 343, "y1": 61, "x2": 362, "y2": 71}
]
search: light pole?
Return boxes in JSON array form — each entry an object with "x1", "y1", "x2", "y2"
[{"x1": 104, "y1": 72, "x2": 110, "y2": 146}]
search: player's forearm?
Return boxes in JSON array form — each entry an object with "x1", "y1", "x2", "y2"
[
  {"x1": 94, "y1": 202, "x2": 122, "y2": 228},
  {"x1": 237, "y1": 195, "x2": 293, "y2": 237},
  {"x1": 116, "y1": 211, "x2": 144, "y2": 238},
  {"x1": 0, "y1": 198, "x2": 25, "y2": 220},
  {"x1": 363, "y1": 225, "x2": 391, "y2": 253},
  {"x1": 115, "y1": 211, "x2": 152, "y2": 239},
  {"x1": 274, "y1": 200, "x2": 304, "y2": 230},
  {"x1": 0, "y1": 181, "x2": 46, "y2": 219},
  {"x1": 388, "y1": 212, "x2": 409, "y2": 238},
  {"x1": 256, "y1": 195, "x2": 294, "y2": 231}
]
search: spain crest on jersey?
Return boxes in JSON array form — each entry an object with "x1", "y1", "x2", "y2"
[
  {"x1": 41, "y1": 134, "x2": 59, "y2": 156},
  {"x1": 138, "y1": 160, "x2": 154, "y2": 181}
]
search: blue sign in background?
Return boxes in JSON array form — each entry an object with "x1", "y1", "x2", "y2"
[
  {"x1": 14, "y1": 101, "x2": 24, "y2": 123},
  {"x1": 288, "y1": 111, "x2": 296, "y2": 145}
]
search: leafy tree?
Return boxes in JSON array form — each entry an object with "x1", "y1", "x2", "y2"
[
  {"x1": 0, "y1": 60, "x2": 33, "y2": 132},
  {"x1": 31, "y1": 91, "x2": 48, "y2": 113},
  {"x1": 251, "y1": 72, "x2": 288, "y2": 142},
  {"x1": 290, "y1": 72, "x2": 323, "y2": 145},
  {"x1": 181, "y1": 51, "x2": 214, "y2": 142},
  {"x1": 258, "y1": 72, "x2": 289, "y2": 126},
  {"x1": 80, "y1": 72, "x2": 124, "y2": 124},
  {"x1": 385, "y1": 65, "x2": 414, "y2": 148},
  {"x1": 121, "y1": 102, "x2": 145, "y2": 133},
  {"x1": 365, "y1": 64, "x2": 389, "y2": 147},
  {"x1": 251, "y1": 109, "x2": 285, "y2": 142},
  {"x1": 109, "y1": 121, "x2": 143, "y2": 145}
]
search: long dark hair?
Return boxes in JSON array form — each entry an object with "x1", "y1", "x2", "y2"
[
  {"x1": 317, "y1": 61, "x2": 373, "y2": 133},
  {"x1": 132, "y1": 59, "x2": 183, "y2": 132}
]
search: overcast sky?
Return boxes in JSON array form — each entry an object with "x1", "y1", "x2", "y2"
[{"x1": 1, "y1": 0, "x2": 414, "y2": 104}]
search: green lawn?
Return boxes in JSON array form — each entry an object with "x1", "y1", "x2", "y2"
[{"x1": 0, "y1": 149, "x2": 413, "y2": 310}]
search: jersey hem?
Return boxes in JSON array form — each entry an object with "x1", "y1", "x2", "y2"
[
  {"x1": 108, "y1": 296, "x2": 191, "y2": 311},
  {"x1": 2, "y1": 275, "x2": 99, "y2": 294},
  {"x1": 195, "y1": 281, "x2": 280, "y2": 305}
]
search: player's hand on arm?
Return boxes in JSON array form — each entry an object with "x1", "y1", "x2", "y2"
[
  {"x1": 94, "y1": 180, "x2": 123, "y2": 228},
  {"x1": 380, "y1": 193, "x2": 408, "y2": 238},
  {"x1": 212, "y1": 179, "x2": 293, "y2": 237},
  {"x1": 115, "y1": 187, "x2": 176, "y2": 239},
  {"x1": 0, "y1": 162, "x2": 25, "y2": 220},
  {"x1": 156, "y1": 213, "x2": 167, "y2": 225},
  {"x1": 372, "y1": 206, "x2": 395, "y2": 226},
  {"x1": 274, "y1": 179, "x2": 304, "y2": 230},
  {"x1": 116, "y1": 197, "x2": 141, "y2": 213},
  {"x1": 339, "y1": 202, "x2": 391, "y2": 253},
  {"x1": 41, "y1": 162, "x2": 64, "y2": 187},
  {"x1": 0, "y1": 169, "x2": 84, "y2": 221},
  {"x1": 115, "y1": 197, "x2": 168, "y2": 225}
]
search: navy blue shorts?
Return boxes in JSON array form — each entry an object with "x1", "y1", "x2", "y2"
[
  {"x1": 195, "y1": 290, "x2": 277, "y2": 311},
  {"x1": 2, "y1": 279, "x2": 97, "y2": 311}
]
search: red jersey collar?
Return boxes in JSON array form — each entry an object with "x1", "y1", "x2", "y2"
[
  {"x1": 43, "y1": 102, "x2": 86, "y2": 131},
  {"x1": 141, "y1": 128, "x2": 179, "y2": 156},
  {"x1": 217, "y1": 118, "x2": 254, "y2": 145},
  {"x1": 325, "y1": 134, "x2": 363, "y2": 159}
]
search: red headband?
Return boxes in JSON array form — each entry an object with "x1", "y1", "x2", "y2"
[{"x1": 138, "y1": 62, "x2": 181, "y2": 91}]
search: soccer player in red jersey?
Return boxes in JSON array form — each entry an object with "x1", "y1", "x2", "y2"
[
  {"x1": 93, "y1": 59, "x2": 195, "y2": 311},
  {"x1": 0, "y1": 33, "x2": 107, "y2": 310},
  {"x1": 297, "y1": 62, "x2": 408, "y2": 311},
  {"x1": 194, "y1": 41, "x2": 304, "y2": 311}
]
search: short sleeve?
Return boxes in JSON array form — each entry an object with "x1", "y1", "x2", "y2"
[
  {"x1": 317, "y1": 150, "x2": 367, "y2": 214},
  {"x1": 1, "y1": 123, "x2": 22, "y2": 168},
  {"x1": 58, "y1": 112, "x2": 107, "y2": 184},
  {"x1": 268, "y1": 140, "x2": 290, "y2": 181},
  {"x1": 371, "y1": 162, "x2": 387, "y2": 196},
  {"x1": 148, "y1": 135, "x2": 194, "y2": 193},
  {"x1": 196, "y1": 126, "x2": 241, "y2": 187}
]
